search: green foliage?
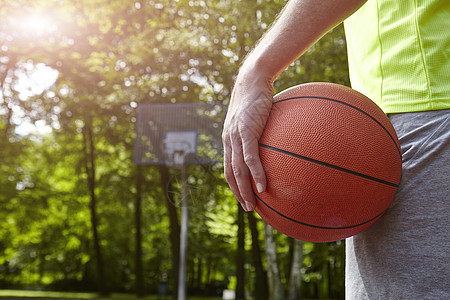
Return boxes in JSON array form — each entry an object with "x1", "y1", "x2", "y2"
[{"x1": 1, "y1": 0, "x2": 349, "y2": 298}]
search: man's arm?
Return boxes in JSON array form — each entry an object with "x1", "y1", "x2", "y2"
[{"x1": 222, "y1": 0, "x2": 367, "y2": 212}]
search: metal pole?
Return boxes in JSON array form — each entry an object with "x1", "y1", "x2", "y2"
[{"x1": 178, "y1": 163, "x2": 189, "y2": 300}]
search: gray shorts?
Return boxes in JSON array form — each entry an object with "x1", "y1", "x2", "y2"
[{"x1": 346, "y1": 109, "x2": 450, "y2": 300}]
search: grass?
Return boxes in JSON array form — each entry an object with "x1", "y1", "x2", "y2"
[{"x1": 0, "y1": 290, "x2": 222, "y2": 300}]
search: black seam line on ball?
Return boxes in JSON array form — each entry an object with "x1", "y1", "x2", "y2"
[
  {"x1": 254, "y1": 192, "x2": 387, "y2": 230},
  {"x1": 273, "y1": 96, "x2": 402, "y2": 159},
  {"x1": 260, "y1": 143, "x2": 399, "y2": 188}
]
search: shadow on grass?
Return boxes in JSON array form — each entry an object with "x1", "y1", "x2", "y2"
[{"x1": 0, "y1": 289, "x2": 222, "y2": 300}]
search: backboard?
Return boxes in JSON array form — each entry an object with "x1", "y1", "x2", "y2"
[{"x1": 133, "y1": 103, "x2": 226, "y2": 166}]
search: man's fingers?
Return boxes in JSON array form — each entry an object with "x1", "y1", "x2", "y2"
[
  {"x1": 223, "y1": 136, "x2": 250, "y2": 212},
  {"x1": 241, "y1": 133, "x2": 266, "y2": 194},
  {"x1": 230, "y1": 134, "x2": 256, "y2": 211}
]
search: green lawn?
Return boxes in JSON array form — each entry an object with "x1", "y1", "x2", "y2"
[{"x1": 0, "y1": 290, "x2": 221, "y2": 300}]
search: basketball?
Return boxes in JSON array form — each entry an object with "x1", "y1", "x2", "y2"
[{"x1": 253, "y1": 82, "x2": 402, "y2": 243}]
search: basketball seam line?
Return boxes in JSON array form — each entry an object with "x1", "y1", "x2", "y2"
[
  {"x1": 273, "y1": 96, "x2": 402, "y2": 159},
  {"x1": 254, "y1": 192, "x2": 387, "y2": 230},
  {"x1": 259, "y1": 143, "x2": 400, "y2": 188}
]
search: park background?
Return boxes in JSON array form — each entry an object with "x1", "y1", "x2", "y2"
[{"x1": 1, "y1": 0, "x2": 351, "y2": 299}]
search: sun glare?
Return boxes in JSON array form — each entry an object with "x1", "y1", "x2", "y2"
[{"x1": 12, "y1": 12, "x2": 58, "y2": 36}]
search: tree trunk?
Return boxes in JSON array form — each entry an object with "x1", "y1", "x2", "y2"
[
  {"x1": 0, "y1": 59, "x2": 14, "y2": 138},
  {"x1": 158, "y1": 165, "x2": 180, "y2": 298},
  {"x1": 235, "y1": 204, "x2": 246, "y2": 300},
  {"x1": 264, "y1": 222, "x2": 284, "y2": 300},
  {"x1": 317, "y1": 244, "x2": 329, "y2": 299},
  {"x1": 82, "y1": 121, "x2": 107, "y2": 295},
  {"x1": 207, "y1": 260, "x2": 216, "y2": 285},
  {"x1": 287, "y1": 239, "x2": 303, "y2": 300},
  {"x1": 247, "y1": 212, "x2": 268, "y2": 300},
  {"x1": 196, "y1": 258, "x2": 203, "y2": 289},
  {"x1": 205, "y1": 258, "x2": 211, "y2": 286},
  {"x1": 3, "y1": 104, "x2": 13, "y2": 139},
  {"x1": 135, "y1": 165, "x2": 144, "y2": 297}
]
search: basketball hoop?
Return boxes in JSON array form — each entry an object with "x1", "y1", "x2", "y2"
[
  {"x1": 163, "y1": 140, "x2": 191, "y2": 169},
  {"x1": 162, "y1": 130, "x2": 198, "y2": 169},
  {"x1": 133, "y1": 104, "x2": 225, "y2": 300}
]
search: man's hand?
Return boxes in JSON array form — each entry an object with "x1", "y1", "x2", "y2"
[
  {"x1": 222, "y1": 66, "x2": 273, "y2": 212},
  {"x1": 222, "y1": 0, "x2": 366, "y2": 212}
]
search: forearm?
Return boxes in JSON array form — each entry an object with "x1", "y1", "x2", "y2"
[{"x1": 242, "y1": 0, "x2": 367, "y2": 83}]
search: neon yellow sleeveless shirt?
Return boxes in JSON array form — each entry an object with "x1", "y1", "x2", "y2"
[{"x1": 344, "y1": 0, "x2": 450, "y2": 114}]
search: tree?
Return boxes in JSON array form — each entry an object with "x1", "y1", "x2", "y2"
[
  {"x1": 248, "y1": 212, "x2": 268, "y2": 300},
  {"x1": 134, "y1": 165, "x2": 144, "y2": 296},
  {"x1": 288, "y1": 239, "x2": 303, "y2": 300},
  {"x1": 264, "y1": 223, "x2": 284, "y2": 300},
  {"x1": 235, "y1": 205, "x2": 246, "y2": 300}
]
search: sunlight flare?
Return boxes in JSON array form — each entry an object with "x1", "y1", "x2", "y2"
[{"x1": 10, "y1": 12, "x2": 58, "y2": 36}]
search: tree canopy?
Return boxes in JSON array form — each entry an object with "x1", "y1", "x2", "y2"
[{"x1": 1, "y1": 0, "x2": 350, "y2": 298}]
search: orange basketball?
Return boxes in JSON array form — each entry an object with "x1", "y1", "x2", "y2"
[{"x1": 253, "y1": 82, "x2": 402, "y2": 243}]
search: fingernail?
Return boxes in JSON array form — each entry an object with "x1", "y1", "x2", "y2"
[
  {"x1": 241, "y1": 203, "x2": 249, "y2": 212},
  {"x1": 256, "y1": 183, "x2": 264, "y2": 193},
  {"x1": 245, "y1": 201, "x2": 255, "y2": 211}
]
